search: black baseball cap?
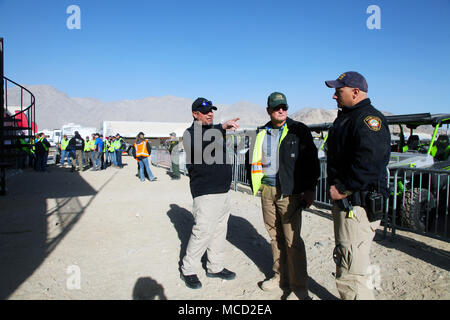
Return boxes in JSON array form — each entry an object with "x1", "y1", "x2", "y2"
[
  {"x1": 267, "y1": 92, "x2": 289, "y2": 109},
  {"x1": 325, "y1": 71, "x2": 368, "y2": 92},
  {"x1": 192, "y1": 97, "x2": 218, "y2": 113}
]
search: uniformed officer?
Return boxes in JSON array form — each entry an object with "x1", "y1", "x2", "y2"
[
  {"x1": 168, "y1": 132, "x2": 181, "y2": 180},
  {"x1": 325, "y1": 71, "x2": 391, "y2": 300}
]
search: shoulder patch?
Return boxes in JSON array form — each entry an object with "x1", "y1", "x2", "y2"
[{"x1": 364, "y1": 116, "x2": 382, "y2": 131}]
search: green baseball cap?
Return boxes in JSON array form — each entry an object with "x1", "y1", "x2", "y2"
[{"x1": 267, "y1": 92, "x2": 288, "y2": 109}]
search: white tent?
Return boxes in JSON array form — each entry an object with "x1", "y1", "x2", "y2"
[{"x1": 102, "y1": 121, "x2": 191, "y2": 138}]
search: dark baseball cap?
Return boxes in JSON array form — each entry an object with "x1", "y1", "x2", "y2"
[
  {"x1": 267, "y1": 92, "x2": 289, "y2": 109},
  {"x1": 192, "y1": 97, "x2": 218, "y2": 113},
  {"x1": 325, "y1": 71, "x2": 368, "y2": 92}
]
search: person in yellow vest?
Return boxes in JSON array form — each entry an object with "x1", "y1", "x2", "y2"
[
  {"x1": 132, "y1": 132, "x2": 157, "y2": 181},
  {"x1": 114, "y1": 133, "x2": 126, "y2": 168},
  {"x1": 109, "y1": 136, "x2": 119, "y2": 168},
  {"x1": 35, "y1": 132, "x2": 51, "y2": 172},
  {"x1": 59, "y1": 135, "x2": 72, "y2": 167},
  {"x1": 89, "y1": 133, "x2": 96, "y2": 168},
  {"x1": 84, "y1": 136, "x2": 92, "y2": 168},
  {"x1": 250, "y1": 92, "x2": 320, "y2": 300}
]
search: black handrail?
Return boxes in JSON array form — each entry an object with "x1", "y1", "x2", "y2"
[{"x1": 1, "y1": 37, "x2": 36, "y2": 195}]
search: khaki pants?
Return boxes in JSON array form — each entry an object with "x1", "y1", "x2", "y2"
[
  {"x1": 261, "y1": 185, "x2": 308, "y2": 295},
  {"x1": 181, "y1": 191, "x2": 231, "y2": 276},
  {"x1": 70, "y1": 150, "x2": 84, "y2": 171},
  {"x1": 332, "y1": 204, "x2": 380, "y2": 300}
]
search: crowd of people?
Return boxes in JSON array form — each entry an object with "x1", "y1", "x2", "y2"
[{"x1": 58, "y1": 132, "x2": 127, "y2": 172}]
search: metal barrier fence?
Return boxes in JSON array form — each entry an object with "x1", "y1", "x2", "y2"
[
  {"x1": 151, "y1": 147, "x2": 450, "y2": 242},
  {"x1": 386, "y1": 166, "x2": 449, "y2": 241}
]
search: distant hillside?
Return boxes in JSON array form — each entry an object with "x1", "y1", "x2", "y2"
[
  {"x1": 5, "y1": 85, "x2": 436, "y2": 135},
  {"x1": 5, "y1": 85, "x2": 271, "y2": 130}
]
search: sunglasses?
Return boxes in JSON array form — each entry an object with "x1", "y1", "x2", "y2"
[
  {"x1": 269, "y1": 104, "x2": 288, "y2": 112},
  {"x1": 201, "y1": 100, "x2": 213, "y2": 107},
  {"x1": 196, "y1": 109, "x2": 214, "y2": 115}
]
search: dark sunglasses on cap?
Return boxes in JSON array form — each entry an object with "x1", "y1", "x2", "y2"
[
  {"x1": 269, "y1": 104, "x2": 288, "y2": 112},
  {"x1": 201, "y1": 100, "x2": 213, "y2": 107}
]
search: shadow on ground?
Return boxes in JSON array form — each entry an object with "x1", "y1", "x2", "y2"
[
  {"x1": 0, "y1": 165, "x2": 116, "y2": 299},
  {"x1": 132, "y1": 277, "x2": 167, "y2": 300},
  {"x1": 167, "y1": 203, "x2": 337, "y2": 300}
]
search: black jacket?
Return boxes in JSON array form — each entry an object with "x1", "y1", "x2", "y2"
[
  {"x1": 68, "y1": 133, "x2": 85, "y2": 151},
  {"x1": 327, "y1": 98, "x2": 391, "y2": 197},
  {"x1": 249, "y1": 117, "x2": 320, "y2": 196},
  {"x1": 35, "y1": 138, "x2": 51, "y2": 155},
  {"x1": 183, "y1": 122, "x2": 232, "y2": 199}
]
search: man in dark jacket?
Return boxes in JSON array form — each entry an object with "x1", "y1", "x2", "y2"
[
  {"x1": 35, "y1": 132, "x2": 51, "y2": 172},
  {"x1": 179, "y1": 97, "x2": 240, "y2": 290},
  {"x1": 250, "y1": 92, "x2": 320, "y2": 300},
  {"x1": 325, "y1": 71, "x2": 390, "y2": 300},
  {"x1": 68, "y1": 131, "x2": 85, "y2": 172}
]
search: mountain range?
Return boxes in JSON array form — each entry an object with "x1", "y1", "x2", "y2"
[{"x1": 5, "y1": 85, "x2": 339, "y2": 131}]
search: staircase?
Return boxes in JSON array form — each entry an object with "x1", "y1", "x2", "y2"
[{"x1": 1, "y1": 37, "x2": 36, "y2": 195}]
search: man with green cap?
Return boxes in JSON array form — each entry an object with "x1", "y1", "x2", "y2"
[{"x1": 250, "y1": 92, "x2": 320, "y2": 300}]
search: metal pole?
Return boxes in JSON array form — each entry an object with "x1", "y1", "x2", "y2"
[{"x1": 0, "y1": 37, "x2": 5, "y2": 195}]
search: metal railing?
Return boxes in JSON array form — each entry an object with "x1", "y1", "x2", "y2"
[
  {"x1": 1, "y1": 37, "x2": 37, "y2": 195},
  {"x1": 151, "y1": 143, "x2": 450, "y2": 242}
]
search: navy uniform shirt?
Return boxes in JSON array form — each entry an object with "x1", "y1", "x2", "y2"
[{"x1": 327, "y1": 98, "x2": 391, "y2": 197}]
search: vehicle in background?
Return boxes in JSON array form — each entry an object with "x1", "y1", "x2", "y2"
[{"x1": 386, "y1": 113, "x2": 450, "y2": 234}]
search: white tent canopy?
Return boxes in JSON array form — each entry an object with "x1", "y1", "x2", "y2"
[{"x1": 102, "y1": 121, "x2": 191, "y2": 138}]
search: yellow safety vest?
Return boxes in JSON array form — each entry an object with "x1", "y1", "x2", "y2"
[
  {"x1": 251, "y1": 125, "x2": 289, "y2": 196},
  {"x1": 61, "y1": 139, "x2": 69, "y2": 151}
]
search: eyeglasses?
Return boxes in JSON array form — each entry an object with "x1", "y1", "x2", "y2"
[{"x1": 269, "y1": 105, "x2": 288, "y2": 112}]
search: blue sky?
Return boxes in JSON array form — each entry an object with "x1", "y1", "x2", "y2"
[{"x1": 1, "y1": 0, "x2": 449, "y2": 115}]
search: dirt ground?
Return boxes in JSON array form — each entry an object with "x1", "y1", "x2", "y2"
[{"x1": 0, "y1": 156, "x2": 449, "y2": 300}]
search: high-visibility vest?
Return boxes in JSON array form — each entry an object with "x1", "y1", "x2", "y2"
[
  {"x1": 134, "y1": 140, "x2": 150, "y2": 158},
  {"x1": 89, "y1": 140, "x2": 95, "y2": 151},
  {"x1": 119, "y1": 138, "x2": 126, "y2": 150},
  {"x1": 107, "y1": 140, "x2": 115, "y2": 152},
  {"x1": 84, "y1": 140, "x2": 91, "y2": 151},
  {"x1": 61, "y1": 139, "x2": 69, "y2": 151},
  {"x1": 38, "y1": 137, "x2": 49, "y2": 152},
  {"x1": 251, "y1": 125, "x2": 289, "y2": 196},
  {"x1": 113, "y1": 139, "x2": 121, "y2": 151}
]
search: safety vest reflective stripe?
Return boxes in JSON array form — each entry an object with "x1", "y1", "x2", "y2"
[
  {"x1": 134, "y1": 140, "x2": 150, "y2": 157},
  {"x1": 61, "y1": 139, "x2": 69, "y2": 150},
  {"x1": 251, "y1": 162, "x2": 263, "y2": 174}
]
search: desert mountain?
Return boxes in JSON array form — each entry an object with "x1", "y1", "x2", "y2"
[{"x1": 5, "y1": 85, "x2": 342, "y2": 130}]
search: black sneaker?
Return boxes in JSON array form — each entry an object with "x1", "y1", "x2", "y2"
[
  {"x1": 206, "y1": 268, "x2": 236, "y2": 280},
  {"x1": 180, "y1": 274, "x2": 202, "y2": 289}
]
